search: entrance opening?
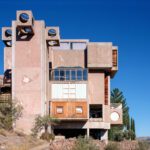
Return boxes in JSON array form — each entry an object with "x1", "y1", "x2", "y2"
[
  {"x1": 90, "y1": 129, "x2": 101, "y2": 140},
  {"x1": 54, "y1": 129, "x2": 86, "y2": 138},
  {"x1": 89, "y1": 104, "x2": 102, "y2": 118}
]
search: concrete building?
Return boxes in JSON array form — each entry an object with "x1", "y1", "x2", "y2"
[{"x1": 1, "y1": 10, "x2": 122, "y2": 140}]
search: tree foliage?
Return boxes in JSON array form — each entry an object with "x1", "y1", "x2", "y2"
[
  {"x1": 31, "y1": 115, "x2": 60, "y2": 139},
  {"x1": 0, "y1": 99, "x2": 23, "y2": 130},
  {"x1": 72, "y1": 136, "x2": 99, "y2": 150},
  {"x1": 109, "y1": 88, "x2": 136, "y2": 141}
]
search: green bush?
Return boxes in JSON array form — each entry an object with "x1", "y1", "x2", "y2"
[
  {"x1": 105, "y1": 142, "x2": 119, "y2": 150},
  {"x1": 114, "y1": 131, "x2": 124, "y2": 141},
  {"x1": 31, "y1": 115, "x2": 60, "y2": 137},
  {"x1": 72, "y1": 136, "x2": 99, "y2": 150},
  {"x1": 40, "y1": 132, "x2": 55, "y2": 141},
  {"x1": 0, "y1": 100, "x2": 23, "y2": 130},
  {"x1": 138, "y1": 141, "x2": 150, "y2": 150}
]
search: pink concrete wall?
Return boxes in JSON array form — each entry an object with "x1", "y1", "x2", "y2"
[
  {"x1": 88, "y1": 43, "x2": 112, "y2": 68},
  {"x1": 12, "y1": 21, "x2": 46, "y2": 134},
  {"x1": 50, "y1": 50, "x2": 85, "y2": 68},
  {"x1": 4, "y1": 47, "x2": 12, "y2": 71},
  {"x1": 88, "y1": 73, "x2": 104, "y2": 104}
]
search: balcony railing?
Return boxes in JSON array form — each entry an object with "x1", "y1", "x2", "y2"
[{"x1": 111, "y1": 103, "x2": 122, "y2": 109}]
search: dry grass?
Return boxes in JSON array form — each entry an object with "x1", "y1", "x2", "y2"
[
  {"x1": 8, "y1": 143, "x2": 29, "y2": 150},
  {"x1": 0, "y1": 128, "x2": 9, "y2": 136}
]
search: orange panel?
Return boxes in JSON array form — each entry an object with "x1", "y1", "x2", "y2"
[{"x1": 50, "y1": 101, "x2": 87, "y2": 119}]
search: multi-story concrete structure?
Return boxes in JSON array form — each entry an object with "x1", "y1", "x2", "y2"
[{"x1": 1, "y1": 10, "x2": 122, "y2": 140}]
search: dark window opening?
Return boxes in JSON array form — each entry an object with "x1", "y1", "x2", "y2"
[
  {"x1": 54, "y1": 129, "x2": 86, "y2": 138},
  {"x1": 89, "y1": 105, "x2": 102, "y2": 118},
  {"x1": 90, "y1": 129, "x2": 102, "y2": 140}
]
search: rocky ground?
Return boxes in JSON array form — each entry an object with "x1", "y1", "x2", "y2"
[
  {"x1": 0, "y1": 130, "x2": 149, "y2": 150},
  {"x1": 0, "y1": 129, "x2": 47, "y2": 150}
]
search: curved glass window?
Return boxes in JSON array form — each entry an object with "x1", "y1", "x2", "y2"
[
  {"x1": 51, "y1": 68, "x2": 88, "y2": 81},
  {"x1": 54, "y1": 69, "x2": 59, "y2": 80},
  {"x1": 66, "y1": 70, "x2": 70, "y2": 80},
  {"x1": 83, "y1": 69, "x2": 88, "y2": 80},
  {"x1": 60, "y1": 70, "x2": 65, "y2": 80},
  {"x1": 77, "y1": 70, "x2": 82, "y2": 80},
  {"x1": 71, "y1": 70, "x2": 76, "y2": 81}
]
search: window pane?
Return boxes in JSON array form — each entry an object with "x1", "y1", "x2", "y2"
[
  {"x1": 54, "y1": 70, "x2": 59, "y2": 80},
  {"x1": 71, "y1": 70, "x2": 76, "y2": 80},
  {"x1": 83, "y1": 69, "x2": 87, "y2": 80},
  {"x1": 76, "y1": 106, "x2": 83, "y2": 113},
  {"x1": 60, "y1": 70, "x2": 65, "y2": 80},
  {"x1": 72, "y1": 42, "x2": 87, "y2": 50},
  {"x1": 56, "y1": 106, "x2": 63, "y2": 113},
  {"x1": 66, "y1": 70, "x2": 70, "y2": 80},
  {"x1": 77, "y1": 70, "x2": 82, "y2": 80}
]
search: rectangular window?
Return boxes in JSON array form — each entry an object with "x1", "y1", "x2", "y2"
[
  {"x1": 76, "y1": 106, "x2": 83, "y2": 114},
  {"x1": 60, "y1": 70, "x2": 65, "y2": 80},
  {"x1": 51, "y1": 68, "x2": 88, "y2": 81},
  {"x1": 54, "y1": 70, "x2": 59, "y2": 80},
  {"x1": 56, "y1": 106, "x2": 63, "y2": 114},
  {"x1": 77, "y1": 70, "x2": 82, "y2": 80},
  {"x1": 83, "y1": 69, "x2": 88, "y2": 80},
  {"x1": 71, "y1": 70, "x2": 76, "y2": 80},
  {"x1": 66, "y1": 70, "x2": 70, "y2": 80}
]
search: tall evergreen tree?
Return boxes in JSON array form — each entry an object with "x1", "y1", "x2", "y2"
[
  {"x1": 109, "y1": 88, "x2": 131, "y2": 141},
  {"x1": 111, "y1": 88, "x2": 130, "y2": 129}
]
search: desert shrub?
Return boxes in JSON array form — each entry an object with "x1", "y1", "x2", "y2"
[
  {"x1": 105, "y1": 142, "x2": 119, "y2": 150},
  {"x1": 137, "y1": 141, "x2": 150, "y2": 150},
  {"x1": 31, "y1": 115, "x2": 59, "y2": 138},
  {"x1": 40, "y1": 132, "x2": 55, "y2": 141},
  {"x1": 72, "y1": 136, "x2": 99, "y2": 150},
  {"x1": 113, "y1": 131, "x2": 124, "y2": 141},
  {"x1": 0, "y1": 100, "x2": 23, "y2": 130},
  {"x1": 0, "y1": 128, "x2": 8, "y2": 136}
]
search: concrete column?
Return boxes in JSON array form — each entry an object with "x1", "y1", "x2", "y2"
[
  {"x1": 101, "y1": 130, "x2": 108, "y2": 143},
  {"x1": 87, "y1": 128, "x2": 89, "y2": 137}
]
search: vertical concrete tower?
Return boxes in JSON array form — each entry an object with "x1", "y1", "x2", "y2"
[{"x1": 11, "y1": 11, "x2": 47, "y2": 133}]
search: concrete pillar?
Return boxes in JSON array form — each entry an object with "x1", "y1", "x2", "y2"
[
  {"x1": 87, "y1": 128, "x2": 89, "y2": 137},
  {"x1": 101, "y1": 130, "x2": 108, "y2": 143}
]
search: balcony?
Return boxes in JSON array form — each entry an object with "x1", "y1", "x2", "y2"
[
  {"x1": 50, "y1": 101, "x2": 87, "y2": 120},
  {"x1": 110, "y1": 103, "x2": 122, "y2": 125}
]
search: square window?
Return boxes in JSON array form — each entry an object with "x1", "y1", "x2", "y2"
[
  {"x1": 76, "y1": 106, "x2": 83, "y2": 114},
  {"x1": 56, "y1": 106, "x2": 63, "y2": 114}
]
